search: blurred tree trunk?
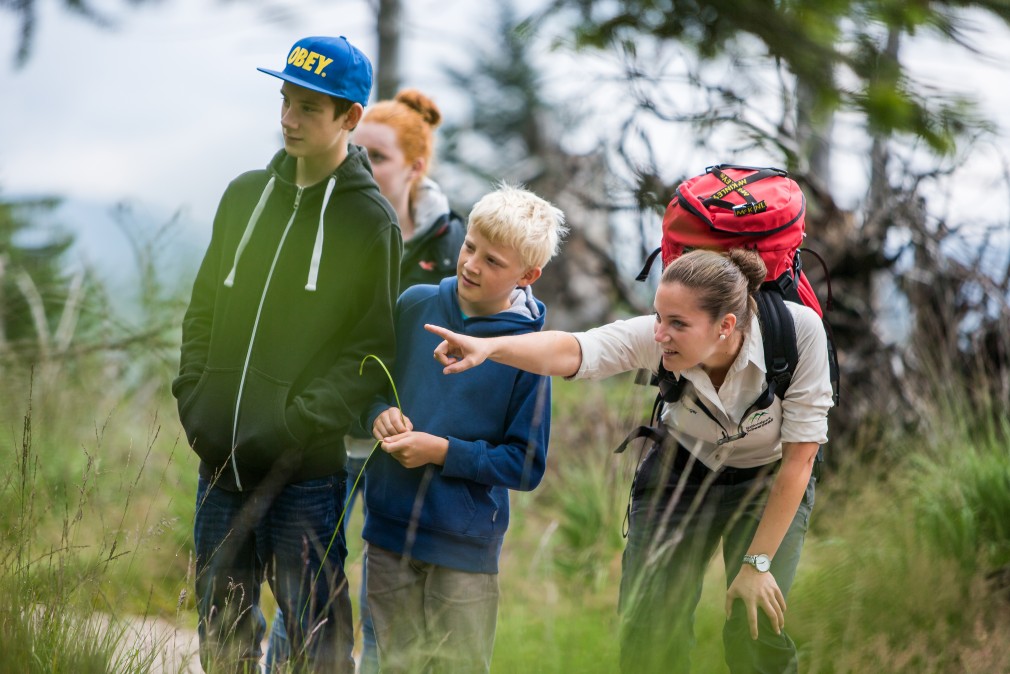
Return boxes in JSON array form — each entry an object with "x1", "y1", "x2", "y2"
[
  {"x1": 539, "y1": 0, "x2": 1010, "y2": 447},
  {"x1": 375, "y1": 0, "x2": 403, "y2": 101},
  {"x1": 865, "y1": 27, "x2": 901, "y2": 245},
  {"x1": 796, "y1": 80, "x2": 833, "y2": 191},
  {"x1": 439, "y1": 2, "x2": 646, "y2": 330},
  {"x1": 526, "y1": 150, "x2": 649, "y2": 328}
]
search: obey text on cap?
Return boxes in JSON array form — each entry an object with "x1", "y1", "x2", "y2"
[{"x1": 287, "y1": 47, "x2": 334, "y2": 77}]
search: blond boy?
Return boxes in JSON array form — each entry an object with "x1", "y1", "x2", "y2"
[{"x1": 362, "y1": 185, "x2": 566, "y2": 673}]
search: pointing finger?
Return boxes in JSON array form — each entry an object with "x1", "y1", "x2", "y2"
[{"x1": 424, "y1": 324, "x2": 452, "y2": 339}]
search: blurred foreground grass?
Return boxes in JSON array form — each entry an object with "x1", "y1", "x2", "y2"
[{"x1": 1, "y1": 364, "x2": 1008, "y2": 672}]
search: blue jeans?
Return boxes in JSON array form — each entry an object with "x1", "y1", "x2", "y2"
[
  {"x1": 618, "y1": 446, "x2": 815, "y2": 674},
  {"x1": 194, "y1": 473, "x2": 354, "y2": 673},
  {"x1": 265, "y1": 455, "x2": 377, "y2": 674}
]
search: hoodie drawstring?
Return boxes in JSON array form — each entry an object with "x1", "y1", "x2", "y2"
[
  {"x1": 305, "y1": 176, "x2": 335, "y2": 291},
  {"x1": 224, "y1": 177, "x2": 275, "y2": 287},
  {"x1": 224, "y1": 174, "x2": 334, "y2": 291}
]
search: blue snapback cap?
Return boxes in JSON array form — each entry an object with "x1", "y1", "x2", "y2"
[{"x1": 258, "y1": 36, "x2": 373, "y2": 106}]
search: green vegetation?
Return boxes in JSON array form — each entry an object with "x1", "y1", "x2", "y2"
[
  {"x1": 0, "y1": 358, "x2": 198, "y2": 673},
  {"x1": 0, "y1": 194, "x2": 76, "y2": 358},
  {"x1": 787, "y1": 407, "x2": 1010, "y2": 673},
  {"x1": 1, "y1": 358, "x2": 1008, "y2": 672},
  {"x1": 497, "y1": 377, "x2": 1010, "y2": 673}
]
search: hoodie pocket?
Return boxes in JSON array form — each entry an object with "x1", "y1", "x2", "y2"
[
  {"x1": 175, "y1": 372, "x2": 204, "y2": 420},
  {"x1": 420, "y1": 475, "x2": 481, "y2": 536},
  {"x1": 368, "y1": 462, "x2": 480, "y2": 537},
  {"x1": 180, "y1": 367, "x2": 240, "y2": 466},
  {"x1": 233, "y1": 367, "x2": 303, "y2": 462}
]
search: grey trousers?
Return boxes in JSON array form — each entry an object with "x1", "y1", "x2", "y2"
[
  {"x1": 619, "y1": 449, "x2": 815, "y2": 674},
  {"x1": 366, "y1": 543, "x2": 499, "y2": 674}
]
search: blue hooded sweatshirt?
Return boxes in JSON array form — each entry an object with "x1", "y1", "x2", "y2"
[{"x1": 363, "y1": 276, "x2": 550, "y2": 574}]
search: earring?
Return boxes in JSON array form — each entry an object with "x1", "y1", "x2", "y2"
[{"x1": 719, "y1": 334, "x2": 727, "y2": 340}]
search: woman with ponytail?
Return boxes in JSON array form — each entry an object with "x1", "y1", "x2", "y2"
[
  {"x1": 425, "y1": 248, "x2": 833, "y2": 673},
  {"x1": 355, "y1": 88, "x2": 465, "y2": 288}
]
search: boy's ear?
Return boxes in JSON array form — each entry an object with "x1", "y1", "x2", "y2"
[
  {"x1": 342, "y1": 103, "x2": 365, "y2": 130},
  {"x1": 516, "y1": 266, "x2": 542, "y2": 288}
]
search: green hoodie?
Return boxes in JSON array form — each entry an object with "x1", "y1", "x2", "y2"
[{"x1": 173, "y1": 145, "x2": 401, "y2": 491}]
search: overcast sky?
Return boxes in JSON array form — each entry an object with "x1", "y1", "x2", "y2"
[
  {"x1": 2, "y1": 0, "x2": 488, "y2": 220},
  {"x1": 2, "y1": 0, "x2": 1008, "y2": 280},
  {"x1": 1, "y1": 0, "x2": 512, "y2": 280}
]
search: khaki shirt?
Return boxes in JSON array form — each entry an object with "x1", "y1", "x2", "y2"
[{"x1": 571, "y1": 305, "x2": 833, "y2": 470}]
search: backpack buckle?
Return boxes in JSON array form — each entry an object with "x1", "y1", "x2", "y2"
[{"x1": 772, "y1": 272, "x2": 795, "y2": 296}]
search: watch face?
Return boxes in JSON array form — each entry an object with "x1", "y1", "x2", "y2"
[{"x1": 755, "y1": 554, "x2": 771, "y2": 572}]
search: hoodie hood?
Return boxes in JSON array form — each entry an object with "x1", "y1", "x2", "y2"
[
  {"x1": 266, "y1": 144, "x2": 378, "y2": 193},
  {"x1": 224, "y1": 145, "x2": 378, "y2": 291},
  {"x1": 502, "y1": 285, "x2": 541, "y2": 320},
  {"x1": 399, "y1": 178, "x2": 465, "y2": 289},
  {"x1": 437, "y1": 276, "x2": 545, "y2": 337},
  {"x1": 411, "y1": 177, "x2": 451, "y2": 239}
]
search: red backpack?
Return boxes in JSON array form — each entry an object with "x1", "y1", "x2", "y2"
[
  {"x1": 638, "y1": 164, "x2": 824, "y2": 318},
  {"x1": 619, "y1": 165, "x2": 839, "y2": 473}
]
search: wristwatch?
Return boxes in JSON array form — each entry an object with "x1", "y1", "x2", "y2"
[{"x1": 742, "y1": 553, "x2": 771, "y2": 573}]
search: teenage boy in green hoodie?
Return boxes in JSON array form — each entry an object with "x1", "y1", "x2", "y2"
[{"x1": 172, "y1": 35, "x2": 401, "y2": 673}]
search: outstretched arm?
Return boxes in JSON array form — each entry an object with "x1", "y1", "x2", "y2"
[{"x1": 425, "y1": 323, "x2": 583, "y2": 377}]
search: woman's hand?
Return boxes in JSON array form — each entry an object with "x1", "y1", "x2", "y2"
[
  {"x1": 425, "y1": 324, "x2": 491, "y2": 374},
  {"x1": 426, "y1": 323, "x2": 583, "y2": 377},
  {"x1": 725, "y1": 565, "x2": 787, "y2": 639},
  {"x1": 372, "y1": 407, "x2": 413, "y2": 442}
]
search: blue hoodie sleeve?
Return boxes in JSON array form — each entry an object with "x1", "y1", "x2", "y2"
[{"x1": 439, "y1": 370, "x2": 550, "y2": 491}]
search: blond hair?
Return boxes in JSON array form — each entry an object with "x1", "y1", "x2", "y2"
[{"x1": 467, "y1": 183, "x2": 568, "y2": 270}]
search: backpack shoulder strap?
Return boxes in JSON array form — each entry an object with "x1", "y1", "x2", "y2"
[
  {"x1": 636, "y1": 247, "x2": 662, "y2": 282},
  {"x1": 613, "y1": 424, "x2": 668, "y2": 454},
  {"x1": 756, "y1": 282, "x2": 831, "y2": 477},
  {"x1": 755, "y1": 288, "x2": 798, "y2": 401}
]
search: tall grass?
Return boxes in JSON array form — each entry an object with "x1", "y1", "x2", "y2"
[
  {"x1": 493, "y1": 374, "x2": 1010, "y2": 673},
  {"x1": 787, "y1": 420, "x2": 1010, "y2": 672},
  {"x1": 2, "y1": 329, "x2": 1009, "y2": 672},
  {"x1": 0, "y1": 362, "x2": 199, "y2": 673}
]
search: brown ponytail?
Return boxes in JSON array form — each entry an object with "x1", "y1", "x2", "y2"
[{"x1": 660, "y1": 249, "x2": 767, "y2": 331}]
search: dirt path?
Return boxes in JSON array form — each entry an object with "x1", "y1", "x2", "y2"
[{"x1": 116, "y1": 615, "x2": 201, "y2": 674}]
